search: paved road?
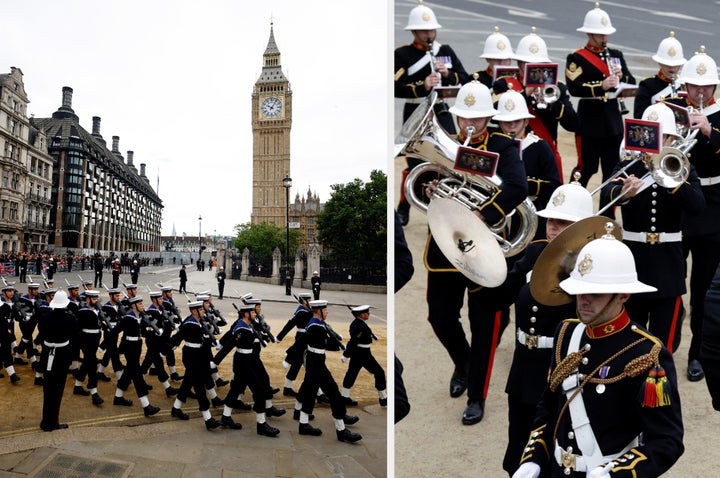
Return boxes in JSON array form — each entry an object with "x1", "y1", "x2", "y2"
[{"x1": 0, "y1": 266, "x2": 388, "y2": 477}]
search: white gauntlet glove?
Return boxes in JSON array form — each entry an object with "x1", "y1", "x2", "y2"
[
  {"x1": 512, "y1": 462, "x2": 541, "y2": 478},
  {"x1": 588, "y1": 463, "x2": 615, "y2": 478},
  {"x1": 341, "y1": 356, "x2": 348, "y2": 363}
]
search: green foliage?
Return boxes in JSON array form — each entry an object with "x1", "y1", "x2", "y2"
[
  {"x1": 317, "y1": 170, "x2": 387, "y2": 263},
  {"x1": 233, "y1": 222, "x2": 300, "y2": 258}
]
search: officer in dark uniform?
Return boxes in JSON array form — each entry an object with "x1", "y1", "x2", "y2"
[
  {"x1": 512, "y1": 230, "x2": 684, "y2": 478},
  {"x1": 0, "y1": 284, "x2": 22, "y2": 383},
  {"x1": 219, "y1": 302, "x2": 282, "y2": 436},
  {"x1": 296, "y1": 300, "x2": 362, "y2": 442},
  {"x1": 665, "y1": 47, "x2": 720, "y2": 382},
  {"x1": 601, "y1": 103, "x2": 704, "y2": 354},
  {"x1": 108, "y1": 295, "x2": 161, "y2": 417},
  {"x1": 170, "y1": 300, "x2": 222, "y2": 430},
  {"x1": 423, "y1": 79, "x2": 528, "y2": 425},
  {"x1": 73, "y1": 290, "x2": 106, "y2": 405},
  {"x1": 14, "y1": 282, "x2": 41, "y2": 368},
  {"x1": 37, "y1": 291, "x2": 76, "y2": 431},
  {"x1": 216, "y1": 267, "x2": 226, "y2": 299},
  {"x1": 633, "y1": 32, "x2": 686, "y2": 119},
  {"x1": 340, "y1": 305, "x2": 386, "y2": 407},
  {"x1": 310, "y1": 271, "x2": 321, "y2": 300},
  {"x1": 276, "y1": 292, "x2": 313, "y2": 397},
  {"x1": 565, "y1": 3, "x2": 635, "y2": 217},
  {"x1": 472, "y1": 26, "x2": 515, "y2": 89},
  {"x1": 394, "y1": 0, "x2": 469, "y2": 226}
]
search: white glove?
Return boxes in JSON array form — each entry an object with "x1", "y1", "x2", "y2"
[
  {"x1": 341, "y1": 356, "x2": 348, "y2": 363},
  {"x1": 282, "y1": 360, "x2": 290, "y2": 369},
  {"x1": 588, "y1": 463, "x2": 615, "y2": 478},
  {"x1": 214, "y1": 343, "x2": 222, "y2": 350},
  {"x1": 512, "y1": 462, "x2": 541, "y2": 478}
]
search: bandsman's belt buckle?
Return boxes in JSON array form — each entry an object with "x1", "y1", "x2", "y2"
[
  {"x1": 646, "y1": 232, "x2": 659, "y2": 244},
  {"x1": 525, "y1": 334, "x2": 539, "y2": 349},
  {"x1": 560, "y1": 446, "x2": 577, "y2": 471}
]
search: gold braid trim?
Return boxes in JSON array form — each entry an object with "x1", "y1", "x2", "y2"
[
  {"x1": 624, "y1": 342, "x2": 661, "y2": 377},
  {"x1": 549, "y1": 349, "x2": 587, "y2": 392}
]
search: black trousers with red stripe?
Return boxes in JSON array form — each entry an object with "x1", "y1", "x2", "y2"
[
  {"x1": 625, "y1": 295, "x2": 685, "y2": 353},
  {"x1": 426, "y1": 271, "x2": 505, "y2": 401}
]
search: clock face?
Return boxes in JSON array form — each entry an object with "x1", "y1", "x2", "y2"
[{"x1": 261, "y1": 97, "x2": 283, "y2": 118}]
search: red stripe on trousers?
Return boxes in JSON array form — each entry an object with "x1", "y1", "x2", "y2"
[{"x1": 666, "y1": 296, "x2": 682, "y2": 353}]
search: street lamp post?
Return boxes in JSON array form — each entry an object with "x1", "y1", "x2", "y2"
[
  {"x1": 282, "y1": 175, "x2": 292, "y2": 295},
  {"x1": 198, "y1": 215, "x2": 202, "y2": 259}
]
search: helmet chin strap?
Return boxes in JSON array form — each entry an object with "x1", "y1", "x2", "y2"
[{"x1": 580, "y1": 293, "x2": 619, "y2": 327}]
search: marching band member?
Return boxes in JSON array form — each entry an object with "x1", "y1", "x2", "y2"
[
  {"x1": 566, "y1": 2, "x2": 635, "y2": 214},
  {"x1": 633, "y1": 32, "x2": 687, "y2": 118},
  {"x1": 500, "y1": 182, "x2": 594, "y2": 475},
  {"x1": 601, "y1": 103, "x2": 703, "y2": 353},
  {"x1": 395, "y1": 0, "x2": 469, "y2": 226},
  {"x1": 473, "y1": 26, "x2": 515, "y2": 89},
  {"x1": 665, "y1": 47, "x2": 720, "y2": 382},
  {"x1": 513, "y1": 229, "x2": 684, "y2": 477}
]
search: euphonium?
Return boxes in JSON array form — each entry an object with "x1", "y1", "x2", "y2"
[{"x1": 396, "y1": 93, "x2": 537, "y2": 257}]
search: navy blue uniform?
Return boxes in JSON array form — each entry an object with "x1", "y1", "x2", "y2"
[{"x1": 342, "y1": 318, "x2": 385, "y2": 392}]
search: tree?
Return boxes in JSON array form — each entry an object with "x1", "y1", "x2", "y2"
[
  {"x1": 317, "y1": 169, "x2": 387, "y2": 263},
  {"x1": 233, "y1": 222, "x2": 299, "y2": 258}
]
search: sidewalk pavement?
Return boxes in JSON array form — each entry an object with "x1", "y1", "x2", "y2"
[{"x1": 0, "y1": 265, "x2": 388, "y2": 477}]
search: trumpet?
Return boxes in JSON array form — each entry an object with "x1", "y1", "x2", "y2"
[{"x1": 533, "y1": 84, "x2": 560, "y2": 109}]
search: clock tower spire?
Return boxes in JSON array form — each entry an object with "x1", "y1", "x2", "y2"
[{"x1": 251, "y1": 21, "x2": 293, "y2": 227}]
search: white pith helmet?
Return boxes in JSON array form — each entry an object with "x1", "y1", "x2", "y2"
[
  {"x1": 641, "y1": 103, "x2": 681, "y2": 139},
  {"x1": 404, "y1": 0, "x2": 441, "y2": 31},
  {"x1": 449, "y1": 78, "x2": 497, "y2": 119},
  {"x1": 493, "y1": 90, "x2": 534, "y2": 122},
  {"x1": 480, "y1": 26, "x2": 514, "y2": 60},
  {"x1": 560, "y1": 223, "x2": 657, "y2": 295},
  {"x1": 651, "y1": 31, "x2": 686, "y2": 67},
  {"x1": 576, "y1": 2, "x2": 616, "y2": 35},
  {"x1": 513, "y1": 27, "x2": 551, "y2": 63},
  {"x1": 536, "y1": 182, "x2": 594, "y2": 222},
  {"x1": 678, "y1": 46, "x2": 720, "y2": 86}
]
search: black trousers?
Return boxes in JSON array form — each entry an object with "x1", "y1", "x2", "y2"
[
  {"x1": 342, "y1": 349, "x2": 386, "y2": 391},
  {"x1": 76, "y1": 332, "x2": 101, "y2": 389},
  {"x1": 626, "y1": 295, "x2": 685, "y2": 353},
  {"x1": 40, "y1": 345, "x2": 72, "y2": 428},
  {"x1": 298, "y1": 354, "x2": 346, "y2": 419},
  {"x1": 684, "y1": 233, "x2": 720, "y2": 362},
  {"x1": 116, "y1": 341, "x2": 149, "y2": 397}
]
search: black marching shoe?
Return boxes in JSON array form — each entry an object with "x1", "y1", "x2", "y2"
[
  {"x1": 211, "y1": 396, "x2": 225, "y2": 407},
  {"x1": 688, "y1": 360, "x2": 705, "y2": 382},
  {"x1": 343, "y1": 415, "x2": 360, "y2": 426},
  {"x1": 462, "y1": 399, "x2": 485, "y2": 425},
  {"x1": 40, "y1": 422, "x2": 69, "y2": 432},
  {"x1": 34, "y1": 376, "x2": 44, "y2": 386},
  {"x1": 221, "y1": 415, "x2": 243, "y2": 429},
  {"x1": 170, "y1": 372, "x2": 184, "y2": 381},
  {"x1": 270, "y1": 387, "x2": 280, "y2": 395},
  {"x1": 215, "y1": 377, "x2": 230, "y2": 387},
  {"x1": 293, "y1": 409, "x2": 314, "y2": 421},
  {"x1": 171, "y1": 407, "x2": 189, "y2": 420},
  {"x1": 165, "y1": 386, "x2": 180, "y2": 397},
  {"x1": 73, "y1": 385, "x2": 91, "y2": 396},
  {"x1": 379, "y1": 397, "x2": 387, "y2": 407},
  {"x1": 14, "y1": 357, "x2": 28, "y2": 365},
  {"x1": 336, "y1": 428, "x2": 362, "y2": 443},
  {"x1": 283, "y1": 387, "x2": 297, "y2": 397},
  {"x1": 257, "y1": 422, "x2": 280, "y2": 437},
  {"x1": 266, "y1": 406, "x2": 286, "y2": 417},
  {"x1": 10, "y1": 373, "x2": 20, "y2": 384},
  {"x1": 449, "y1": 366, "x2": 468, "y2": 398},
  {"x1": 91, "y1": 393, "x2": 104, "y2": 405},
  {"x1": 96, "y1": 372, "x2": 112, "y2": 382},
  {"x1": 298, "y1": 423, "x2": 322, "y2": 436},
  {"x1": 144, "y1": 404, "x2": 161, "y2": 417},
  {"x1": 113, "y1": 396, "x2": 133, "y2": 407},
  {"x1": 342, "y1": 396, "x2": 358, "y2": 406},
  {"x1": 205, "y1": 417, "x2": 222, "y2": 430},
  {"x1": 316, "y1": 394, "x2": 330, "y2": 404}
]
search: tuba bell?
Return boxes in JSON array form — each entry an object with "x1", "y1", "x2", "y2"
[{"x1": 396, "y1": 91, "x2": 538, "y2": 259}]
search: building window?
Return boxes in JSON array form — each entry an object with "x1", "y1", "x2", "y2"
[
  {"x1": 9, "y1": 202, "x2": 18, "y2": 220},
  {"x1": 2, "y1": 171, "x2": 8, "y2": 188}
]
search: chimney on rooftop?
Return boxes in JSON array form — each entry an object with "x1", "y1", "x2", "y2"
[
  {"x1": 112, "y1": 136, "x2": 120, "y2": 154},
  {"x1": 92, "y1": 116, "x2": 101, "y2": 136},
  {"x1": 140, "y1": 163, "x2": 146, "y2": 177},
  {"x1": 127, "y1": 151, "x2": 134, "y2": 167},
  {"x1": 61, "y1": 87, "x2": 73, "y2": 109}
]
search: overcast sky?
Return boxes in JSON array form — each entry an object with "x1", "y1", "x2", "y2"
[{"x1": 1, "y1": 1, "x2": 390, "y2": 238}]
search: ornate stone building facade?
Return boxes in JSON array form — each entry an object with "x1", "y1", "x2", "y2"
[
  {"x1": 31, "y1": 87, "x2": 163, "y2": 252},
  {"x1": 0, "y1": 67, "x2": 54, "y2": 253}
]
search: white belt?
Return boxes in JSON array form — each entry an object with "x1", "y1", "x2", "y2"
[
  {"x1": 44, "y1": 340, "x2": 70, "y2": 348},
  {"x1": 517, "y1": 329, "x2": 553, "y2": 349},
  {"x1": 699, "y1": 175, "x2": 720, "y2": 186},
  {"x1": 623, "y1": 230, "x2": 682, "y2": 244},
  {"x1": 124, "y1": 336, "x2": 140, "y2": 342},
  {"x1": 405, "y1": 97, "x2": 425, "y2": 104},
  {"x1": 82, "y1": 328, "x2": 101, "y2": 334},
  {"x1": 295, "y1": 327, "x2": 306, "y2": 333},
  {"x1": 554, "y1": 439, "x2": 638, "y2": 474},
  {"x1": 307, "y1": 346, "x2": 325, "y2": 354},
  {"x1": 184, "y1": 342, "x2": 202, "y2": 348},
  {"x1": 235, "y1": 348, "x2": 253, "y2": 354},
  {"x1": 357, "y1": 343, "x2": 371, "y2": 349}
]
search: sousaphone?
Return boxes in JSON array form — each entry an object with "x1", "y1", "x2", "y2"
[
  {"x1": 529, "y1": 216, "x2": 622, "y2": 305},
  {"x1": 427, "y1": 197, "x2": 507, "y2": 287}
]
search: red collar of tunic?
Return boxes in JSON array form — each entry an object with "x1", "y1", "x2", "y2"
[{"x1": 586, "y1": 308, "x2": 630, "y2": 338}]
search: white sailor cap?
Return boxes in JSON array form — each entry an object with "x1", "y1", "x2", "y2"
[
  {"x1": 196, "y1": 294, "x2": 210, "y2": 302},
  {"x1": 108, "y1": 288, "x2": 122, "y2": 295},
  {"x1": 198, "y1": 290, "x2": 211, "y2": 296},
  {"x1": 129, "y1": 296, "x2": 143, "y2": 305},
  {"x1": 125, "y1": 284, "x2": 138, "y2": 290},
  {"x1": 161, "y1": 286, "x2": 173, "y2": 293},
  {"x1": 351, "y1": 305, "x2": 371, "y2": 314},
  {"x1": 309, "y1": 300, "x2": 328, "y2": 309},
  {"x1": 246, "y1": 298, "x2": 262, "y2": 305},
  {"x1": 149, "y1": 291, "x2": 162, "y2": 298},
  {"x1": 27, "y1": 282, "x2": 41, "y2": 289},
  {"x1": 238, "y1": 303, "x2": 255, "y2": 312},
  {"x1": 2, "y1": 284, "x2": 15, "y2": 292},
  {"x1": 84, "y1": 290, "x2": 100, "y2": 298},
  {"x1": 188, "y1": 300, "x2": 204, "y2": 309}
]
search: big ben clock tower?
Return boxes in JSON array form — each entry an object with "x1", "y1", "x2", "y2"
[{"x1": 251, "y1": 22, "x2": 292, "y2": 227}]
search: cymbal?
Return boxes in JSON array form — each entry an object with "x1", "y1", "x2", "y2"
[
  {"x1": 427, "y1": 198, "x2": 507, "y2": 287},
  {"x1": 530, "y1": 217, "x2": 622, "y2": 306}
]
